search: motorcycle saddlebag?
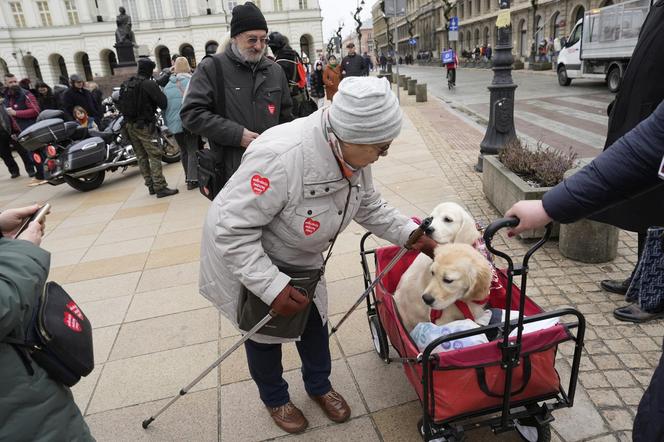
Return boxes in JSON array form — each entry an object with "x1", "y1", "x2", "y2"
[
  {"x1": 64, "y1": 137, "x2": 107, "y2": 172},
  {"x1": 18, "y1": 118, "x2": 78, "y2": 151}
]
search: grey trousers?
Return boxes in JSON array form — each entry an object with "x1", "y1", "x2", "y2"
[{"x1": 175, "y1": 131, "x2": 200, "y2": 183}]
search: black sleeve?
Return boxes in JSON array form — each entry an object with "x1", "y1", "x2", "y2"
[
  {"x1": 155, "y1": 71, "x2": 172, "y2": 88},
  {"x1": 143, "y1": 81, "x2": 168, "y2": 110},
  {"x1": 543, "y1": 100, "x2": 664, "y2": 223}
]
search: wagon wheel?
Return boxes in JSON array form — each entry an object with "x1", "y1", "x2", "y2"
[
  {"x1": 514, "y1": 417, "x2": 551, "y2": 442},
  {"x1": 367, "y1": 313, "x2": 389, "y2": 360},
  {"x1": 417, "y1": 417, "x2": 462, "y2": 442}
]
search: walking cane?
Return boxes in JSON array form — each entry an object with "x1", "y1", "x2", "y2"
[
  {"x1": 329, "y1": 217, "x2": 433, "y2": 336},
  {"x1": 142, "y1": 309, "x2": 277, "y2": 429}
]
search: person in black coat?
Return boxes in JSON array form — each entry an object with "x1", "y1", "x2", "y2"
[
  {"x1": 506, "y1": 98, "x2": 664, "y2": 442},
  {"x1": 60, "y1": 75, "x2": 102, "y2": 123},
  {"x1": 268, "y1": 32, "x2": 303, "y2": 95},
  {"x1": 596, "y1": 1, "x2": 664, "y2": 294},
  {"x1": 34, "y1": 82, "x2": 58, "y2": 111},
  {"x1": 340, "y1": 42, "x2": 368, "y2": 78}
]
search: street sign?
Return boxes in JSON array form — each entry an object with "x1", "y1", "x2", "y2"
[
  {"x1": 449, "y1": 16, "x2": 459, "y2": 31},
  {"x1": 448, "y1": 30, "x2": 458, "y2": 41},
  {"x1": 409, "y1": 38, "x2": 417, "y2": 46},
  {"x1": 384, "y1": 0, "x2": 406, "y2": 17}
]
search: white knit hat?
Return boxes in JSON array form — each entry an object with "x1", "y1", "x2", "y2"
[{"x1": 329, "y1": 77, "x2": 403, "y2": 144}]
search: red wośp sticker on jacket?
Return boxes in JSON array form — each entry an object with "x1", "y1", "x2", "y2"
[
  {"x1": 64, "y1": 312, "x2": 83, "y2": 333},
  {"x1": 66, "y1": 301, "x2": 85, "y2": 321},
  {"x1": 267, "y1": 103, "x2": 276, "y2": 115},
  {"x1": 303, "y1": 218, "x2": 320, "y2": 236},
  {"x1": 251, "y1": 174, "x2": 270, "y2": 195}
]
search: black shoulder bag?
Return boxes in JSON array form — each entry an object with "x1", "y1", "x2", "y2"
[
  {"x1": 196, "y1": 55, "x2": 229, "y2": 201},
  {"x1": 3, "y1": 282, "x2": 94, "y2": 387}
]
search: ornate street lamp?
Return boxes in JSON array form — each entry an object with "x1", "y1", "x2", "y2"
[
  {"x1": 336, "y1": 23, "x2": 344, "y2": 57},
  {"x1": 94, "y1": 0, "x2": 103, "y2": 22},
  {"x1": 353, "y1": 0, "x2": 365, "y2": 50},
  {"x1": 476, "y1": 0, "x2": 518, "y2": 172}
]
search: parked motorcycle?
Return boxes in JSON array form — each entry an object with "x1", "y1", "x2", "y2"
[{"x1": 17, "y1": 108, "x2": 180, "y2": 192}]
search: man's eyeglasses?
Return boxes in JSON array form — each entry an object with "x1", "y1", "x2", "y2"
[{"x1": 244, "y1": 36, "x2": 269, "y2": 46}]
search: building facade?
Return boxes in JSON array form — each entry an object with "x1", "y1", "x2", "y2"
[
  {"x1": 373, "y1": 0, "x2": 618, "y2": 61},
  {"x1": 0, "y1": 0, "x2": 324, "y2": 86}
]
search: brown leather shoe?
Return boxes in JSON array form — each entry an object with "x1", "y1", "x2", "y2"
[
  {"x1": 266, "y1": 401, "x2": 308, "y2": 434},
  {"x1": 310, "y1": 388, "x2": 351, "y2": 423}
]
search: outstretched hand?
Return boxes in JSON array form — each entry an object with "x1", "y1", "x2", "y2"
[
  {"x1": 504, "y1": 200, "x2": 553, "y2": 236},
  {"x1": 0, "y1": 204, "x2": 46, "y2": 238}
]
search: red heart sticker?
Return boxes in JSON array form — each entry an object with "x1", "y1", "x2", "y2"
[
  {"x1": 250, "y1": 174, "x2": 270, "y2": 195},
  {"x1": 303, "y1": 218, "x2": 320, "y2": 236},
  {"x1": 267, "y1": 103, "x2": 276, "y2": 115},
  {"x1": 64, "y1": 312, "x2": 82, "y2": 333}
]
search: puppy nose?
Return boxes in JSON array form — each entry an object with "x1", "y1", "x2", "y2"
[{"x1": 422, "y1": 294, "x2": 435, "y2": 305}]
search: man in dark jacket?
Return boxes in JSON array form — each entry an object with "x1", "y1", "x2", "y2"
[
  {"x1": 60, "y1": 74, "x2": 102, "y2": 124},
  {"x1": 124, "y1": 58, "x2": 178, "y2": 198},
  {"x1": 180, "y1": 2, "x2": 292, "y2": 186},
  {"x1": 0, "y1": 204, "x2": 94, "y2": 441},
  {"x1": 2, "y1": 74, "x2": 38, "y2": 179},
  {"x1": 506, "y1": 99, "x2": 664, "y2": 442},
  {"x1": 592, "y1": 3, "x2": 664, "y2": 295},
  {"x1": 268, "y1": 32, "x2": 303, "y2": 94},
  {"x1": 340, "y1": 43, "x2": 368, "y2": 78}
]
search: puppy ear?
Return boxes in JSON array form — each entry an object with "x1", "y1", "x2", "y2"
[
  {"x1": 454, "y1": 210, "x2": 481, "y2": 245},
  {"x1": 465, "y1": 260, "x2": 492, "y2": 301}
]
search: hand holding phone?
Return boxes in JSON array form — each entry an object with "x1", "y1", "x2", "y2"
[{"x1": 14, "y1": 203, "x2": 51, "y2": 239}]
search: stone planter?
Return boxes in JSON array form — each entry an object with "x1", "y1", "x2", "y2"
[
  {"x1": 531, "y1": 61, "x2": 552, "y2": 71},
  {"x1": 513, "y1": 60, "x2": 524, "y2": 70},
  {"x1": 482, "y1": 155, "x2": 559, "y2": 239},
  {"x1": 558, "y1": 161, "x2": 619, "y2": 263}
]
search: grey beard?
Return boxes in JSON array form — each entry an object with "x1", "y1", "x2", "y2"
[{"x1": 231, "y1": 43, "x2": 262, "y2": 64}]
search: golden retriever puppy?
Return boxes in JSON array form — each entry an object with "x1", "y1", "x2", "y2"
[
  {"x1": 422, "y1": 243, "x2": 493, "y2": 325},
  {"x1": 395, "y1": 203, "x2": 481, "y2": 332}
]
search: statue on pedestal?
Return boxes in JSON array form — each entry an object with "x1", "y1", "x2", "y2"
[{"x1": 115, "y1": 7, "x2": 136, "y2": 47}]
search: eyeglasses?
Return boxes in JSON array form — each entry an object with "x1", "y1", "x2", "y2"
[
  {"x1": 374, "y1": 143, "x2": 391, "y2": 155},
  {"x1": 244, "y1": 35, "x2": 269, "y2": 46}
]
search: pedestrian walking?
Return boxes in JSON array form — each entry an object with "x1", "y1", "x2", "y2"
[
  {"x1": 2, "y1": 73, "x2": 40, "y2": 183},
  {"x1": 595, "y1": 4, "x2": 664, "y2": 299},
  {"x1": 163, "y1": 56, "x2": 200, "y2": 190},
  {"x1": 504, "y1": 99, "x2": 664, "y2": 442},
  {"x1": 0, "y1": 204, "x2": 95, "y2": 442},
  {"x1": 61, "y1": 74, "x2": 102, "y2": 125},
  {"x1": 0, "y1": 99, "x2": 35, "y2": 179},
  {"x1": 181, "y1": 1, "x2": 292, "y2": 192},
  {"x1": 199, "y1": 76, "x2": 436, "y2": 434},
  {"x1": 121, "y1": 58, "x2": 178, "y2": 198},
  {"x1": 341, "y1": 43, "x2": 368, "y2": 78},
  {"x1": 310, "y1": 60, "x2": 326, "y2": 109},
  {"x1": 323, "y1": 55, "x2": 342, "y2": 101}
]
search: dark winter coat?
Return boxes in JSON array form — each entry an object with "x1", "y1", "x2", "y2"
[
  {"x1": 61, "y1": 87, "x2": 102, "y2": 123},
  {"x1": 180, "y1": 44, "x2": 293, "y2": 178},
  {"x1": 0, "y1": 238, "x2": 94, "y2": 441},
  {"x1": 273, "y1": 46, "x2": 303, "y2": 94},
  {"x1": 543, "y1": 100, "x2": 664, "y2": 231},
  {"x1": 3, "y1": 88, "x2": 40, "y2": 132},
  {"x1": 37, "y1": 90, "x2": 59, "y2": 111},
  {"x1": 133, "y1": 78, "x2": 168, "y2": 125},
  {"x1": 310, "y1": 63, "x2": 325, "y2": 99},
  {"x1": 341, "y1": 53, "x2": 368, "y2": 78},
  {"x1": 592, "y1": 2, "x2": 664, "y2": 232}
]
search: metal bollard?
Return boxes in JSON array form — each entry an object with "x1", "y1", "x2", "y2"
[
  {"x1": 402, "y1": 76, "x2": 411, "y2": 90},
  {"x1": 407, "y1": 79, "x2": 417, "y2": 95}
]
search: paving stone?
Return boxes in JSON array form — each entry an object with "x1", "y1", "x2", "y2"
[
  {"x1": 601, "y1": 409, "x2": 634, "y2": 432},
  {"x1": 592, "y1": 355, "x2": 622, "y2": 370},
  {"x1": 587, "y1": 389, "x2": 623, "y2": 407},
  {"x1": 585, "y1": 340, "x2": 611, "y2": 355},
  {"x1": 289, "y1": 416, "x2": 380, "y2": 441},
  {"x1": 617, "y1": 353, "x2": 651, "y2": 369},
  {"x1": 628, "y1": 337, "x2": 660, "y2": 352},
  {"x1": 616, "y1": 387, "x2": 644, "y2": 406},
  {"x1": 632, "y1": 369, "x2": 655, "y2": 387},
  {"x1": 604, "y1": 370, "x2": 637, "y2": 388},
  {"x1": 605, "y1": 339, "x2": 637, "y2": 354},
  {"x1": 580, "y1": 372, "x2": 611, "y2": 389}
]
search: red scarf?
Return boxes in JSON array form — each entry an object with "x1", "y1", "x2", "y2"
[
  {"x1": 430, "y1": 297, "x2": 488, "y2": 322},
  {"x1": 323, "y1": 109, "x2": 355, "y2": 178}
]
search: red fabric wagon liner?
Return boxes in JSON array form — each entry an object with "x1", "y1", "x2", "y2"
[{"x1": 373, "y1": 246, "x2": 572, "y2": 423}]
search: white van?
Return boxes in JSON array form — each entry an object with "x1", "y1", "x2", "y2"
[{"x1": 556, "y1": 0, "x2": 650, "y2": 92}]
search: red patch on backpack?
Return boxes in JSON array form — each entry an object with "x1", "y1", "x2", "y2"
[
  {"x1": 251, "y1": 174, "x2": 270, "y2": 195},
  {"x1": 303, "y1": 218, "x2": 320, "y2": 236},
  {"x1": 267, "y1": 103, "x2": 276, "y2": 115},
  {"x1": 66, "y1": 301, "x2": 85, "y2": 321},
  {"x1": 64, "y1": 312, "x2": 82, "y2": 333}
]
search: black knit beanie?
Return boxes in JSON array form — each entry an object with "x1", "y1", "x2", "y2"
[{"x1": 230, "y1": 2, "x2": 268, "y2": 37}]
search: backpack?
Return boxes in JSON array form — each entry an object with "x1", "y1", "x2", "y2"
[{"x1": 117, "y1": 76, "x2": 144, "y2": 119}]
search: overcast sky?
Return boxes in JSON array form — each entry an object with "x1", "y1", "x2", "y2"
[{"x1": 319, "y1": 0, "x2": 378, "y2": 42}]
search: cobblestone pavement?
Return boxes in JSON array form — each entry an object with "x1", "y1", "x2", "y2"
[{"x1": 0, "y1": 89, "x2": 657, "y2": 442}]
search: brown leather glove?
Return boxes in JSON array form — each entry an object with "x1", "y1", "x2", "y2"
[
  {"x1": 270, "y1": 285, "x2": 310, "y2": 316},
  {"x1": 409, "y1": 234, "x2": 438, "y2": 259}
]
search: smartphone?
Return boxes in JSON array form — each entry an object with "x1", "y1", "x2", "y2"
[{"x1": 14, "y1": 203, "x2": 51, "y2": 239}]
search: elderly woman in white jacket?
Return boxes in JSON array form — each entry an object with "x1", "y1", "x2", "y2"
[{"x1": 199, "y1": 77, "x2": 435, "y2": 434}]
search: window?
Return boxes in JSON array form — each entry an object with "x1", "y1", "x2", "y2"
[
  {"x1": 64, "y1": 0, "x2": 79, "y2": 24},
  {"x1": 299, "y1": 0, "x2": 307, "y2": 8},
  {"x1": 10, "y1": 2, "x2": 26, "y2": 27},
  {"x1": 172, "y1": 0, "x2": 188, "y2": 18},
  {"x1": 122, "y1": 0, "x2": 139, "y2": 20},
  {"x1": 37, "y1": 1, "x2": 53, "y2": 26},
  {"x1": 227, "y1": 1, "x2": 238, "y2": 11},
  {"x1": 467, "y1": 0, "x2": 472, "y2": 17},
  {"x1": 148, "y1": 0, "x2": 163, "y2": 19},
  {"x1": 274, "y1": 0, "x2": 283, "y2": 11}
]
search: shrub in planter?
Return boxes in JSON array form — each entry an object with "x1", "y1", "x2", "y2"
[
  {"x1": 513, "y1": 60, "x2": 524, "y2": 70},
  {"x1": 530, "y1": 61, "x2": 553, "y2": 71}
]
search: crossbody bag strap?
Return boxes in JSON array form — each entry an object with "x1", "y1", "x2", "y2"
[
  {"x1": 319, "y1": 178, "x2": 353, "y2": 276},
  {"x1": 212, "y1": 55, "x2": 226, "y2": 118}
]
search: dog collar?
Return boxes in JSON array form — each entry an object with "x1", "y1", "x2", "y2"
[{"x1": 430, "y1": 297, "x2": 489, "y2": 323}]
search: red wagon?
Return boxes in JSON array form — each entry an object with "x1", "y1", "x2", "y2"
[{"x1": 359, "y1": 218, "x2": 586, "y2": 441}]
